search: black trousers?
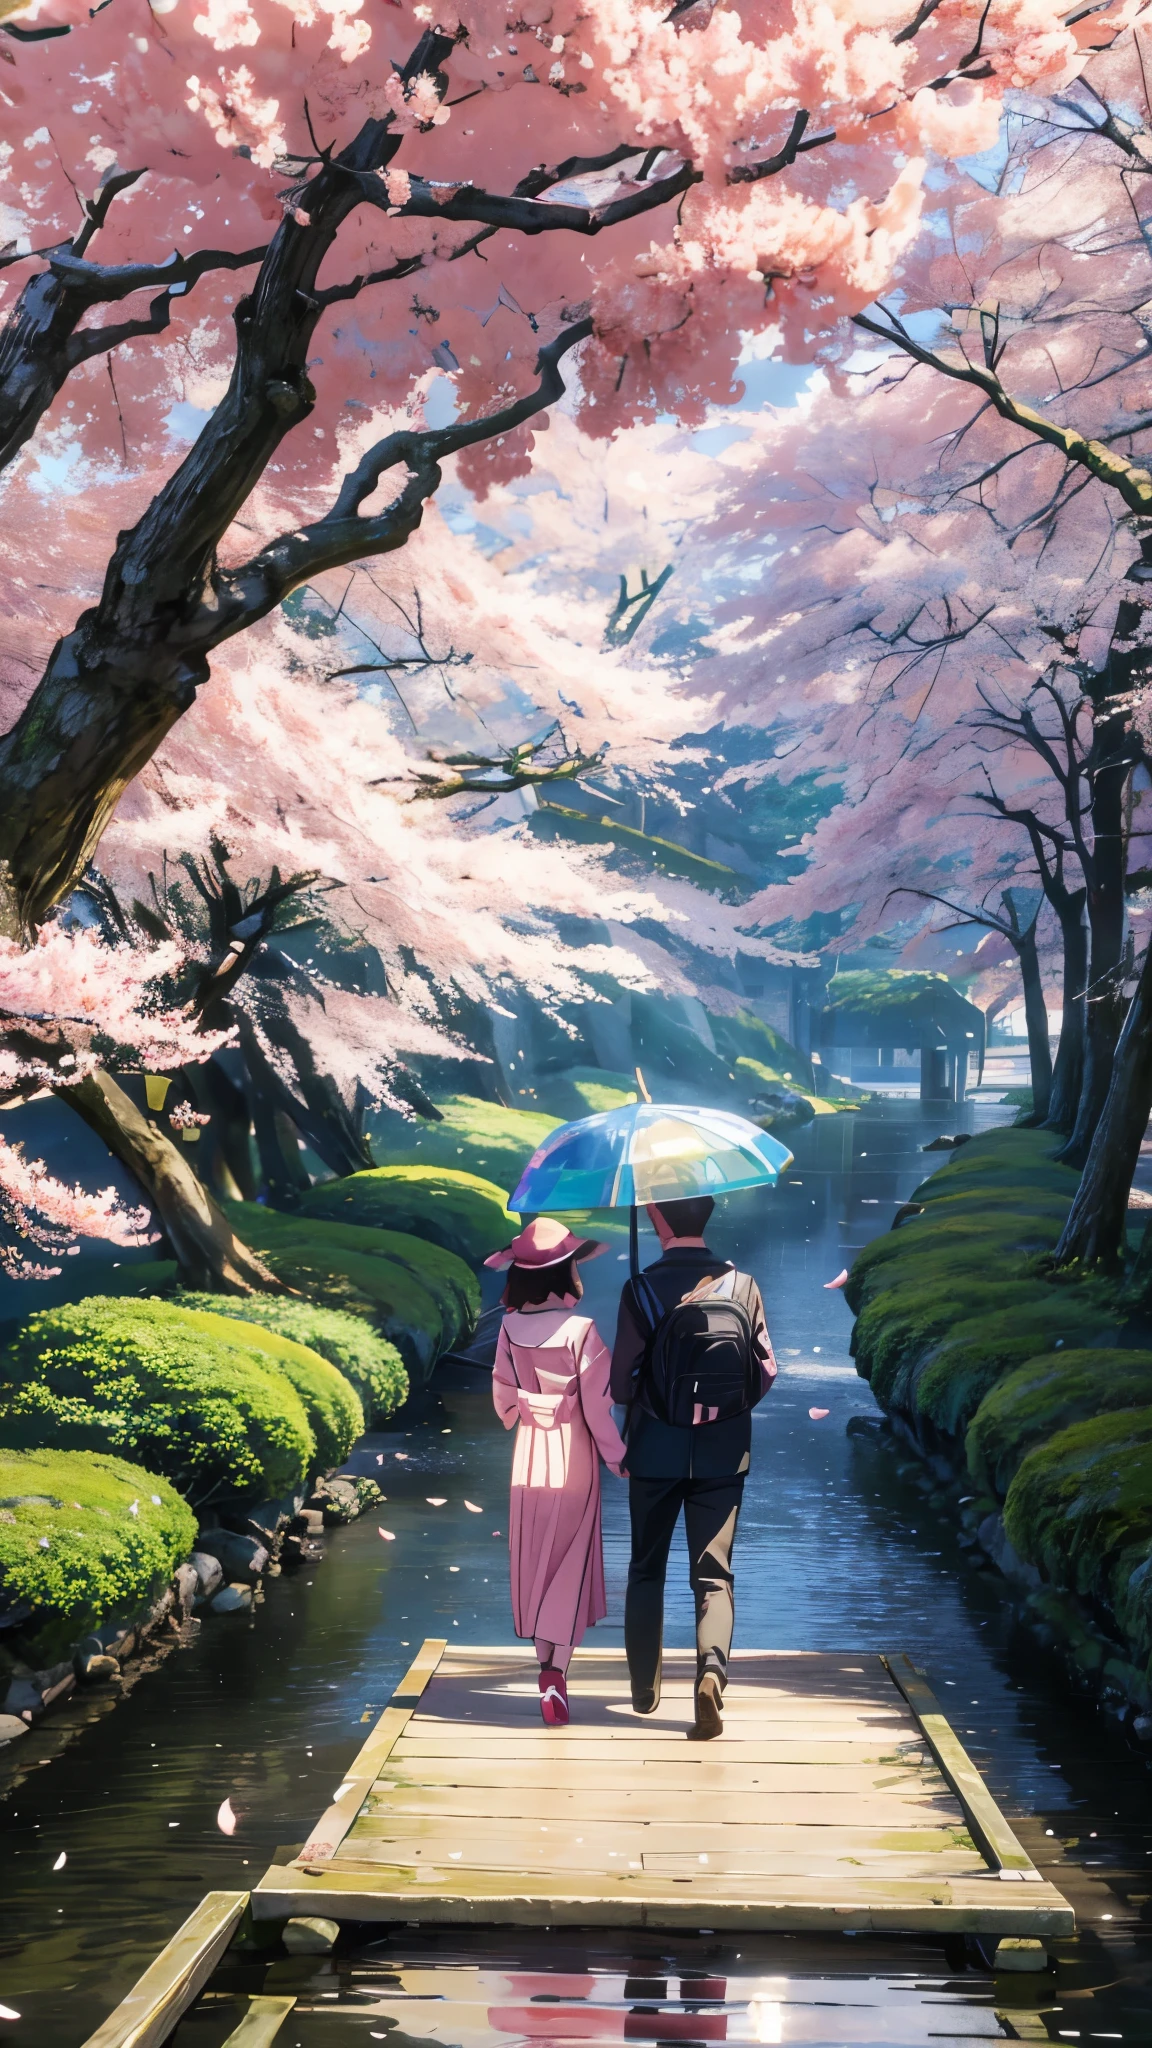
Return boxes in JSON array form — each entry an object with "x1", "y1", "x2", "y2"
[{"x1": 624, "y1": 1473, "x2": 745, "y2": 1706}]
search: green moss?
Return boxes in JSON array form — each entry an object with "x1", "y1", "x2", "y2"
[
  {"x1": 534, "y1": 1067, "x2": 638, "y2": 1119},
  {"x1": 163, "y1": 1304, "x2": 363, "y2": 1470},
  {"x1": 0, "y1": 1298, "x2": 315, "y2": 1508},
  {"x1": 175, "y1": 1293, "x2": 407, "y2": 1425},
  {"x1": 0, "y1": 1448, "x2": 196, "y2": 1632},
  {"x1": 374, "y1": 1094, "x2": 560, "y2": 1192},
  {"x1": 301, "y1": 1164, "x2": 514, "y2": 1265},
  {"x1": 913, "y1": 1298, "x2": 1113, "y2": 1440},
  {"x1": 710, "y1": 1010, "x2": 815, "y2": 1094},
  {"x1": 1004, "y1": 1408, "x2": 1152, "y2": 1629},
  {"x1": 968, "y1": 1349, "x2": 1152, "y2": 1498},
  {"x1": 221, "y1": 1204, "x2": 478, "y2": 1375}
]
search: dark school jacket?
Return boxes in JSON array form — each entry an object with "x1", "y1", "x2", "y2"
[{"x1": 609, "y1": 1245, "x2": 777, "y2": 1479}]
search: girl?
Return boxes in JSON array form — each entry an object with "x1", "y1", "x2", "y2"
[{"x1": 487, "y1": 1217, "x2": 626, "y2": 1726}]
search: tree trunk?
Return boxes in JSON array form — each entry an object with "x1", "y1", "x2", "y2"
[
  {"x1": 186, "y1": 1056, "x2": 258, "y2": 1202},
  {"x1": 1054, "y1": 935, "x2": 1152, "y2": 1270},
  {"x1": 57, "y1": 1070, "x2": 282, "y2": 1292},
  {"x1": 1058, "y1": 727, "x2": 1129, "y2": 1165},
  {"x1": 1018, "y1": 923, "x2": 1053, "y2": 1123},
  {"x1": 249, "y1": 1085, "x2": 312, "y2": 1209},
  {"x1": 1043, "y1": 891, "x2": 1088, "y2": 1135}
]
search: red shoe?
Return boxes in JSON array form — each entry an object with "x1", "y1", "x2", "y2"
[{"x1": 538, "y1": 1665, "x2": 569, "y2": 1726}]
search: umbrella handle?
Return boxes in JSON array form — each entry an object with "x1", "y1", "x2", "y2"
[{"x1": 629, "y1": 1203, "x2": 639, "y2": 1286}]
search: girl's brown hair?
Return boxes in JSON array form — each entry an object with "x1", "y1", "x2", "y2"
[{"x1": 503, "y1": 1255, "x2": 583, "y2": 1311}]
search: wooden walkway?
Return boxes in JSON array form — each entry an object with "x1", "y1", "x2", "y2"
[{"x1": 253, "y1": 1642, "x2": 1073, "y2": 1937}]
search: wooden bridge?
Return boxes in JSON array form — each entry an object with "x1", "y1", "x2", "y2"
[
  {"x1": 255, "y1": 1641, "x2": 1071, "y2": 1935},
  {"x1": 82, "y1": 1642, "x2": 1072, "y2": 2047}
]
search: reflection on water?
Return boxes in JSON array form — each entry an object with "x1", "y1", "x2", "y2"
[{"x1": 3, "y1": 1102, "x2": 1152, "y2": 2042}]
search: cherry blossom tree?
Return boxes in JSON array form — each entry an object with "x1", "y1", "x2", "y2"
[
  {"x1": 0, "y1": 0, "x2": 1113, "y2": 931},
  {"x1": 0, "y1": 919, "x2": 280, "y2": 1282}
]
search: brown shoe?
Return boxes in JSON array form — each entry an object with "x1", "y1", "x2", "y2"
[{"x1": 689, "y1": 1670, "x2": 724, "y2": 1741}]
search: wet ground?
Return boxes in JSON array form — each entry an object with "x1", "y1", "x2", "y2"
[{"x1": 3, "y1": 1098, "x2": 1152, "y2": 2044}]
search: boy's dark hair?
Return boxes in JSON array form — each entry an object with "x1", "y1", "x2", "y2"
[
  {"x1": 503, "y1": 1255, "x2": 584, "y2": 1310},
  {"x1": 651, "y1": 1195, "x2": 715, "y2": 1238}
]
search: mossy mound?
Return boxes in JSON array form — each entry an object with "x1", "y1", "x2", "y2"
[
  {"x1": 0, "y1": 1298, "x2": 315, "y2": 1509},
  {"x1": 175, "y1": 1293, "x2": 406, "y2": 1425},
  {"x1": 221, "y1": 1204, "x2": 478, "y2": 1377},
  {"x1": 300, "y1": 1164, "x2": 514, "y2": 1266},
  {"x1": 969, "y1": 1349, "x2": 1152, "y2": 1499},
  {"x1": 1005, "y1": 1408, "x2": 1152, "y2": 1627},
  {"x1": 0, "y1": 1448, "x2": 196, "y2": 1634},
  {"x1": 912, "y1": 1297, "x2": 1113, "y2": 1441},
  {"x1": 162, "y1": 1303, "x2": 363, "y2": 1470},
  {"x1": 533, "y1": 1068, "x2": 638, "y2": 1120},
  {"x1": 711, "y1": 1010, "x2": 815, "y2": 1094},
  {"x1": 374, "y1": 1094, "x2": 560, "y2": 1194}
]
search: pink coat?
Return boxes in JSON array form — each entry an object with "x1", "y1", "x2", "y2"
[{"x1": 492, "y1": 1308, "x2": 626, "y2": 1649}]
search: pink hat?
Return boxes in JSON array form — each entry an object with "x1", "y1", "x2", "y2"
[{"x1": 484, "y1": 1215, "x2": 607, "y2": 1270}]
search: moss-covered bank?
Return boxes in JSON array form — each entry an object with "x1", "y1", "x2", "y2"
[{"x1": 846, "y1": 1127, "x2": 1152, "y2": 1711}]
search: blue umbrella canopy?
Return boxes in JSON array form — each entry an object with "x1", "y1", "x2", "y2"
[{"x1": 510, "y1": 1102, "x2": 794, "y2": 1214}]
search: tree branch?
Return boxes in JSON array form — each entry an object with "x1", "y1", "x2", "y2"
[
  {"x1": 206, "y1": 318, "x2": 592, "y2": 646},
  {"x1": 853, "y1": 306, "x2": 1152, "y2": 514}
]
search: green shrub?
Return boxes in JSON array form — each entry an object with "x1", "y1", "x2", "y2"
[
  {"x1": 164, "y1": 1303, "x2": 363, "y2": 1469},
  {"x1": 175, "y1": 1293, "x2": 407, "y2": 1425},
  {"x1": 968, "y1": 1349, "x2": 1152, "y2": 1498},
  {"x1": 0, "y1": 1298, "x2": 315, "y2": 1508},
  {"x1": 0, "y1": 1448, "x2": 196, "y2": 1631},
  {"x1": 373, "y1": 1094, "x2": 560, "y2": 1192},
  {"x1": 221, "y1": 1204, "x2": 478, "y2": 1376},
  {"x1": 534, "y1": 1067, "x2": 638, "y2": 1120},
  {"x1": 710, "y1": 1009, "x2": 815, "y2": 1093},
  {"x1": 301, "y1": 1164, "x2": 514, "y2": 1265}
]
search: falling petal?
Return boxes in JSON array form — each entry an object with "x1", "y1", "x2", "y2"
[
  {"x1": 378, "y1": 1527, "x2": 396, "y2": 1541},
  {"x1": 464, "y1": 1500, "x2": 482, "y2": 1512},
  {"x1": 426, "y1": 1497, "x2": 446, "y2": 1507},
  {"x1": 128, "y1": 1500, "x2": 139, "y2": 1518},
  {"x1": 217, "y1": 1797, "x2": 237, "y2": 1836},
  {"x1": 150, "y1": 1494, "x2": 162, "y2": 1505},
  {"x1": 0, "y1": 2005, "x2": 21, "y2": 2021},
  {"x1": 38, "y1": 1536, "x2": 49, "y2": 1549},
  {"x1": 809, "y1": 1407, "x2": 830, "y2": 1421},
  {"x1": 449, "y1": 1566, "x2": 460, "y2": 1573},
  {"x1": 52, "y1": 1851, "x2": 66, "y2": 1871},
  {"x1": 824, "y1": 1269, "x2": 849, "y2": 1290},
  {"x1": 333, "y1": 1782, "x2": 354, "y2": 1801},
  {"x1": 394, "y1": 1452, "x2": 409, "y2": 1460},
  {"x1": 376, "y1": 1454, "x2": 384, "y2": 1464},
  {"x1": 449, "y1": 1850, "x2": 462, "y2": 1859}
]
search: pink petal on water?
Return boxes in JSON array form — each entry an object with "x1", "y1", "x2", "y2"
[
  {"x1": 378, "y1": 1527, "x2": 396, "y2": 1541},
  {"x1": 426, "y1": 1497, "x2": 447, "y2": 1507},
  {"x1": 464, "y1": 1500, "x2": 482, "y2": 1512},
  {"x1": 0, "y1": 2004, "x2": 21, "y2": 2021},
  {"x1": 394, "y1": 1452, "x2": 409, "y2": 1460},
  {"x1": 376, "y1": 1454, "x2": 384, "y2": 1465},
  {"x1": 824, "y1": 1269, "x2": 849, "y2": 1290},
  {"x1": 809, "y1": 1407, "x2": 830, "y2": 1421},
  {"x1": 216, "y1": 1798, "x2": 237, "y2": 1836},
  {"x1": 52, "y1": 1851, "x2": 66, "y2": 1871}
]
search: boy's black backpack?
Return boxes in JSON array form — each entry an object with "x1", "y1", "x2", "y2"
[{"x1": 633, "y1": 1266, "x2": 760, "y2": 1428}]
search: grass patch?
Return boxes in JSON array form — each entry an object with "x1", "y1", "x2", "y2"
[
  {"x1": 0, "y1": 1447, "x2": 196, "y2": 1634},
  {"x1": 175, "y1": 1293, "x2": 406, "y2": 1425},
  {"x1": 372, "y1": 1094, "x2": 560, "y2": 1193}
]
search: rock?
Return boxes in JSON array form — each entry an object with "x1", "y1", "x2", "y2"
[
  {"x1": 198, "y1": 1529, "x2": 269, "y2": 1580},
  {"x1": 75, "y1": 1652, "x2": 119, "y2": 1684},
  {"x1": 189, "y1": 1550, "x2": 223, "y2": 1601},
  {"x1": 211, "y1": 1582, "x2": 255, "y2": 1614},
  {"x1": 892, "y1": 1202, "x2": 925, "y2": 1228},
  {"x1": 295, "y1": 1508, "x2": 325, "y2": 1537},
  {"x1": 993, "y1": 1938, "x2": 1048, "y2": 1973},
  {"x1": 173, "y1": 1563, "x2": 199, "y2": 1620},
  {"x1": 0, "y1": 1713, "x2": 29, "y2": 1743},
  {"x1": 321, "y1": 1478, "x2": 362, "y2": 1526},
  {"x1": 1133, "y1": 1713, "x2": 1152, "y2": 1741},
  {"x1": 282, "y1": 1916, "x2": 340, "y2": 1954}
]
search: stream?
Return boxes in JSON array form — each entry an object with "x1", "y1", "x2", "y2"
[{"x1": 3, "y1": 1099, "x2": 1152, "y2": 2045}]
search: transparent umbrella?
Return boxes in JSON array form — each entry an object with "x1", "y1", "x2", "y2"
[{"x1": 509, "y1": 1103, "x2": 794, "y2": 1279}]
